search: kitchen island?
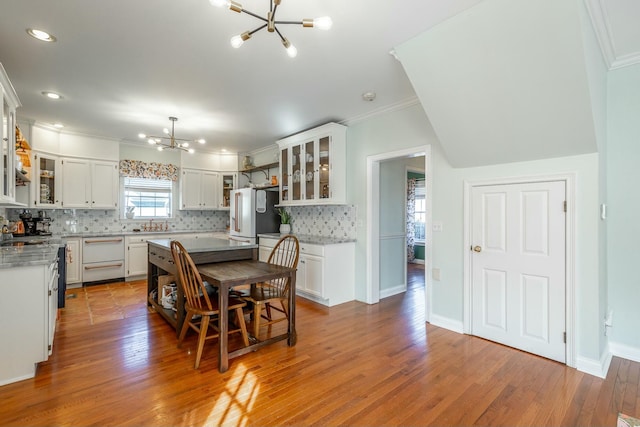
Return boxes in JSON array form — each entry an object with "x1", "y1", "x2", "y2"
[{"x1": 147, "y1": 237, "x2": 258, "y2": 334}]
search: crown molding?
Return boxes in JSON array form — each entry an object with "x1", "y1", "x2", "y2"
[{"x1": 585, "y1": 0, "x2": 640, "y2": 70}]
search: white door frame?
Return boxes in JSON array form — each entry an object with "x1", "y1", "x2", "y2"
[
  {"x1": 366, "y1": 145, "x2": 432, "y2": 321},
  {"x1": 463, "y1": 173, "x2": 576, "y2": 368}
]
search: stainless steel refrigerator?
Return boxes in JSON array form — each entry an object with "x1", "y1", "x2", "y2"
[{"x1": 229, "y1": 188, "x2": 280, "y2": 243}]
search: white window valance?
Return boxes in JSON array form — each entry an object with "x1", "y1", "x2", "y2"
[{"x1": 119, "y1": 160, "x2": 179, "y2": 181}]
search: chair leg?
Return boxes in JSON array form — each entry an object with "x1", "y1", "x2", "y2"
[
  {"x1": 194, "y1": 315, "x2": 210, "y2": 369},
  {"x1": 253, "y1": 304, "x2": 262, "y2": 338},
  {"x1": 235, "y1": 307, "x2": 250, "y2": 347},
  {"x1": 177, "y1": 310, "x2": 192, "y2": 347}
]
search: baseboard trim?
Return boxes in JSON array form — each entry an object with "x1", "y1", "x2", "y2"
[
  {"x1": 609, "y1": 341, "x2": 640, "y2": 364},
  {"x1": 428, "y1": 314, "x2": 464, "y2": 334},
  {"x1": 380, "y1": 285, "x2": 406, "y2": 299},
  {"x1": 576, "y1": 351, "x2": 612, "y2": 378}
]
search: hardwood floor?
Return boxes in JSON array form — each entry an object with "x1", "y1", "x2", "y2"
[{"x1": 0, "y1": 269, "x2": 637, "y2": 426}]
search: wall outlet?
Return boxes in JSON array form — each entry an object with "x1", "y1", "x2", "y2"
[
  {"x1": 433, "y1": 221, "x2": 443, "y2": 232},
  {"x1": 432, "y1": 268, "x2": 441, "y2": 281}
]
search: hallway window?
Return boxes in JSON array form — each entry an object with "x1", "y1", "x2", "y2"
[{"x1": 414, "y1": 179, "x2": 426, "y2": 243}]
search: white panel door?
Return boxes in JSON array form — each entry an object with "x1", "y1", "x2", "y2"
[
  {"x1": 201, "y1": 171, "x2": 219, "y2": 209},
  {"x1": 471, "y1": 181, "x2": 566, "y2": 363}
]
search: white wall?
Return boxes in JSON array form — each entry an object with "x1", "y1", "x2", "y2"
[
  {"x1": 119, "y1": 142, "x2": 181, "y2": 164},
  {"x1": 347, "y1": 102, "x2": 604, "y2": 364},
  {"x1": 607, "y1": 63, "x2": 640, "y2": 353}
]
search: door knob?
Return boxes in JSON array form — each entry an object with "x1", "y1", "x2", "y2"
[{"x1": 473, "y1": 245, "x2": 482, "y2": 252}]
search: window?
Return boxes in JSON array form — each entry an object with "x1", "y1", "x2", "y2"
[
  {"x1": 414, "y1": 180, "x2": 426, "y2": 243},
  {"x1": 123, "y1": 177, "x2": 173, "y2": 219}
]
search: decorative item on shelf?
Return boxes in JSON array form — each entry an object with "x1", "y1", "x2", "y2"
[
  {"x1": 242, "y1": 155, "x2": 253, "y2": 169},
  {"x1": 15, "y1": 126, "x2": 31, "y2": 167},
  {"x1": 210, "y1": 0, "x2": 332, "y2": 58},
  {"x1": 138, "y1": 116, "x2": 205, "y2": 153},
  {"x1": 271, "y1": 175, "x2": 278, "y2": 185},
  {"x1": 277, "y1": 207, "x2": 291, "y2": 234}
]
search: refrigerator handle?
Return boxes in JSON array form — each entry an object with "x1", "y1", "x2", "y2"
[{"x1": 233, "y1": 192, "x2": 241, "y2": 232}]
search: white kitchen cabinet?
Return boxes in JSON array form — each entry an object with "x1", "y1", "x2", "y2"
[
  {"x1": 258, "y1": 236, "x2": 355, "y2": 306},
  {"x1": 0, "y1": 259, "x2": 57, "y2": 385},
  {"x1": 180, "y1": 168, "x2": 219, "y2": 210},
  {"x1": 65, "y1": 237, "x2": 82, "y2": 285},
  {"x1": 219, "y1": 173, "x2": 237, "y2": 209},
  {"x1": 61, "y1": 158, "x2": 118, "y2": 209},
  {"x1": 0, "y1": 64, "x2": 20, "y2": 204},
  {"x1": 33, "y1": 152, "x2": 62, "y2": 208},
  {"x1": 125, "y1": 234, "x2": 153, "y2": 278},
  {"x1": 277, "y1": 122, "x2": 346, "y2": 206},
  {"x1": 82, "y1": 236, "x2": 125, "y2": 283}
]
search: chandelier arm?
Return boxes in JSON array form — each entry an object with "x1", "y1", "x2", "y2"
[
  {"x1": 274, "y1": 26, "x2": 287, "y2": 43},
  {"x1": 274, "y1": 20, "x2": 304, "y2": 26},
  {"x1": 248, "y1": 23, "x2": 268, "y2": 36},
  {"x1": 241, "y1": 9, "x2": 268, "y2": 22}
]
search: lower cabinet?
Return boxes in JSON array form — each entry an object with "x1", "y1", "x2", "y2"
[
  {"x1": 65, "y1": 237, "x2": 82, "y2": 285},
  {"x1": 82, "y1": 236, "x2": 125, "y2": 283},
  {"x1": 0, "y1": 260, "x2": 58, "y2": 386},
  {"x1": 258, "y1": 237, "x2": 355, "y2": 307},
  {"x1": 125, "y1": 235, "x2": 152, "y2": 278}
]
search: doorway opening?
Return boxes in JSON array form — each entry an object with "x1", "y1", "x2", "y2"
[{"x1": 366, "y1": 145, "x2": 431, "y2": 322}]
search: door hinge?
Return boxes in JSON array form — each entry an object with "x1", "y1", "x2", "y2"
[
  {"x1": 563, "y1": 201, "x2": 567, "y2": 212},
  {"x1": 48, "y1": 290, "x2": 52, "y2": 296},
  {"x1": 563, "y1": 332, "x2": 567, "y2": 343}
]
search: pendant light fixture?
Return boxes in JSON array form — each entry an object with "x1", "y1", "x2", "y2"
[
  {"x1": 138, "y1": 117, "x2": 205, "y2": 153},
  {"x1": 210, "y1": 0, "x2": 332, "y2": 58}
]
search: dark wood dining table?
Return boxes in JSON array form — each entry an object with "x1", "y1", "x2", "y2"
[{"x1": 197, "y1": 259, "x2": 297, "y2": 373}]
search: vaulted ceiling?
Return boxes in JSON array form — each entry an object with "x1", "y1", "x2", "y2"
[{"x1": 1, "y1": 0, "x2": 638, "y2": 165}]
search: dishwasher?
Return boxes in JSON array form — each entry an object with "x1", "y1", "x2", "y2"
[{"x1": 82, "y1": 236, "x2": 125, "y2": 284}]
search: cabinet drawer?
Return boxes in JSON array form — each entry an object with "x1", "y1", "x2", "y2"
[
  {"x1": 299, "y1": 243, "x2": 324, "y2": 257},
  {"x1": 126, "y1": 235, "x2": 152, "y2": 244},
  {"x1": 82, "y1": 237, "x2": 125, "y2": 263},
  {"x1": 83, "y1": 261, "x2": 125, "y2": 282}
]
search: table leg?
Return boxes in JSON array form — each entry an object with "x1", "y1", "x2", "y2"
[
  {"x1": 288, "y1": 271, "x2": 297, "y2": 346},
  {"x1": 218, "y1": 284, "x2": 229, "y2": 373}
]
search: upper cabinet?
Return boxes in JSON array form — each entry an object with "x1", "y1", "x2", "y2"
[
  {"x1": 61, "y1": 158, "x2": 118, "y2": 209},
  {"x1": 180, "y1": 168, "x2": 218, "y2": 210},
  {"x1": 33, "y1": 152, "x2": 62, "y2": 208},
  {"x1": 277, "y1": 122, "x2": 346, "y2": 206},
  {"x1": 0, "y1": 64, "x2": 21, "y2": 204}
]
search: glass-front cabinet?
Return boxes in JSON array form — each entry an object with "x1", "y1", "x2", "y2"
[
  {"x1": 277, "y1": 122, "x2": 346, "y2": 206},
  {"x1": 219, "y1": 173, "x2": 237, "y2": 209},
  {"x1": 1, "y1": 64, "x2": 20, "y2": 203},
  {"x1": 33, "y1": 152, "x2": 61, "y2": 207}
]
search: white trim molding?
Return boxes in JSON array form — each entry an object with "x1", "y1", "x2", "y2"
[
  {"x1": 429, "y1": 314, "x2": 464, "y2": 334},
  {"x1": 585, "y1": 0, "x2": 640, "y2": 70},
  {"x1": 609, "y1": 341, "x2": 640, "y2": 364},
  {"x1": 576, "y1": 351, "x2": 612, "y2": 379}
]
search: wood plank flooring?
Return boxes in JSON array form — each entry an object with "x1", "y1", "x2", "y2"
[{"x1": 0, "y1": 265, "x2": 637, "y2": 426}]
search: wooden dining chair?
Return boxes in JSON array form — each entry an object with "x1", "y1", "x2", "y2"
[
  {"x1": 239, "y1": 235, "x2": 299, "y2": 338},
  {"x1": 170, "y1": 240, "x2": 249, "y2": 369}
]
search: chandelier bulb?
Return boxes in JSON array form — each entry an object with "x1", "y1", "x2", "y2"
[
  {"x1": 188, "y1": 148, "x2": 195, "y2": 154},
  {"x1": 148, "y1": 138, "x2": 156, "y2": 145},
  {"x1": 313, "y1": 16, "x2": 332, "y2": 30},
  {"x1": 138, "y1": 133, "x2": 146, "y2": 139},
  {"x1": 231, "y1": 31, "x2": 251, "y2": 48},
  {"x1": 282, "y1": 38, "x2": 297, "y2": 58},
  {"x1": 197, "y1": 139, "x2": 206, "y2": 144},
  {"x1": 209, "y1": 0, "x2": 229, "y2": 7},
  {"x1": 157, "y1": 146, "x2": 164, "y2": 151}
]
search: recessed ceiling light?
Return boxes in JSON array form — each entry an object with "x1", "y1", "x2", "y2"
[
  {"x1": 53, "y1": 123, "x2": 64, "y2": 128},
  {"x1": 26, "y1": 28, "x2": 57, "y2": 42},
  {"x1": 362, "y1": 91, "x2": 376, "y2": 102},
  {"x1": 42, "y1": 91, "x2": 62, "y2": 100}
]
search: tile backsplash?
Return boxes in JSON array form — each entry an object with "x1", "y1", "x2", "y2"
[
  {"x1": 6, "y1": 209, "x2": 230, "y2": 234},
  {"x1": 4, "y1": 205, "x2": 358, "y2": 239},
  {"x1": 286, "y1": 205, "x2": 357, "y2": 239}
]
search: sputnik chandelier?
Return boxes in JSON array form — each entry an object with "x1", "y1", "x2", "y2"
[
  {"x1": 138, "y1": 117, "x2": 205, "y2": 154},
  {"x1": 209, "y1": 0, "x2": 332, "y2": 58}
]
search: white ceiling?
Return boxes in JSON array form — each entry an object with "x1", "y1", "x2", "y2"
[
  {"x1": 0, "y1": 0, "x2": 484, "y2": 154},
  {"x1": 1, "y1": 0, "x2": 638, "y2": 159}
]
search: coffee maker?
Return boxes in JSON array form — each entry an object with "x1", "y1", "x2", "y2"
[{"x1": 19, "y1": 210, "x2": 53, "y2": 236}]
